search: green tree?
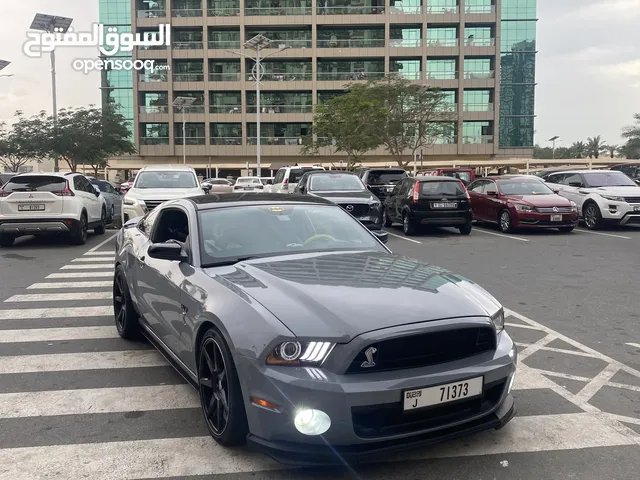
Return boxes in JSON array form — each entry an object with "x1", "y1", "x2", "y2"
[
  {"x1": 604, "y1": 144, "x2": 618, "y2": 158},
  {"x1": 368, "y1": 78, "x2": 452, "y2": 167},
  {"x1": 301, "y1": 84, "x2": 385, "y2": 168},
  {"x1": 0, "y1": 115, "x2": 46, "y2": 172},
  {"x1": 620, "y1": 113, "x2": 640, "y2": 159},
  {"x1": 586, "y1": 135, "x2": 606, "y2": 158},
  {"x1": 569, "y1": 141, "x2": 586, "y2": 158}
]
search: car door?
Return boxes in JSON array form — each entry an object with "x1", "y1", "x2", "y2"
[
  {"x1": 138, "y1": 206, "x2": 192, "y2": 354},
  {"x1": 77, "y1": 175, "x2": 101, "y2": 222},
  {"x1": 125, "y1": 208, "x2": 160, "y2": 308},
  {"x1": 393, "y1": 179, "x2": 412, "y2": 220},
  {"x1": 106, "y1": 183, "x2": 123, "y2": 217},
  {"x1": 271, "y1": 168, "x2": 286, "y2": 193},
  {"x1": 384, "y1": 181, "x2": 402, "y2": 221},
  {"x1": 467, "y1": 180, "x2": 489, "y2": 220},
  {"x1": 483, "y1": 180, "x2": 503, "y2": 221},
  {"x1": 294, "y1": 173, "x2": 309, "y2": 194},
  {"x1": 556, "y1": 173, "x2": 586, "y2": 212}
]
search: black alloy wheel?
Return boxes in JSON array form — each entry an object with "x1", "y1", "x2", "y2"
[
  {"x1": 95, "y1": 208, "x2": 106, "y2": 235},
  {"x1": 198, "y1": 330, "x2": 248, "y2": 445},
  {"x1": 403, "y1": 213, "x2": 416, "y2": 236},
  {"x1": 71, "y1": 214, "x2": 88, "y2": 245},
  {"x1": 113, "y1": 265, "x2": 140, "y2": 339}
]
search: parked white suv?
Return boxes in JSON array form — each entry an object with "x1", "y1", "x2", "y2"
[
  {"x1": 0, "y1": 172, "x2": 108, "y2": 246},
  {"x1": 544, "y1": 169, "x2": 640, "y2": 229},
  {"x1": 121, "y1": 166, "x2": 208, "y2": 224},
  {"x1": 271, "y1": 165, "x2": 325, "y2": 194}
]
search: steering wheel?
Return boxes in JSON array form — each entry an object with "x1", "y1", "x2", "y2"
[{"x1": 303, "y1": 234, "x2": 337, "y2": 247}]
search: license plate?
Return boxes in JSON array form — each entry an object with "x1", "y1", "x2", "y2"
[
  {"x1": 18, "y1": 204, "x2": 45, "y2": 211},
  {"x1": 404, "y1": 376, "x2": 483, "y2": 411},
  {"x1": 431, "y1": 202, "x2": 458, "y2": 209},
  {"x1": 551, "y1": 214, "x2": 562, "y2": 222},
  {"x1": 635, "y1": 206, "x2": 640, "y2": 212}
]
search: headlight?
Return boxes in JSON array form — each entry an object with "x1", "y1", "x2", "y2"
[
  {"x1": 600, "y1": 194, "x2": 625, "y2": 202},
  {"x1": 570, "y1": 200, "x2": 578, "y2": 211},
  {"x1": 266, "y1": 341, "x2": 334, "y2": 366},
  {"x1": 491, "y1": 308, "x2": 505, "y2": 333},
  {"x1": 370, "y1": 201, "x2": 382, "y2": 209},
  {"x1": 515, "y1": 204, "x2": 537, "y2": 212},
  {"x1": 123, "y1": 197, "x2": 136, "y2": 206}
]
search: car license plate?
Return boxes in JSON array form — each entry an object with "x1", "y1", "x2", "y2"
[
  {"x1": 551, "y1": 214, "x2": 562, "y2": 222},
  {"x1": 431, "y1": 202, "x2": 458, "y2": 209},
  {"x1": 404, "y1": 376, "x2": 483, "y2": 411},
  {"x1": 18, "y1": 204, "x2": 45, "y2": 211}
]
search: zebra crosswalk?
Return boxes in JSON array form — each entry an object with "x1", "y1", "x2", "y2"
[{"x1": 0, "y1": 240, "x2": 638, "y2": 479}]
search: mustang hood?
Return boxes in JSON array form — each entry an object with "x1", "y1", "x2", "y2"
[{"x1": 213, "y1": 251, "x2": 501, "y2": 341}]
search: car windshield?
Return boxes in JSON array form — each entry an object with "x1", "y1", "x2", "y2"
[
  {"x1": 134, "y1": 171, "x2": 197, "y2": 189},
  {"x1": 309, "y1": 174, "x2": 365, "y2": 191},
  {"x1": 198, "y1": 204, "x2": 384, "y2": 266},
  {"x1": 2, "y1": 176, "x2": 67, "y2": 192},
  {"x1": 583, "y1": 172, "x2": 638, "y2": 187},
  {"x1": 420, "y1": 181, "x2": 466, "y2": 196},
  {"x1": 236, "y1": 177, "x2": 261, "y2": 185},
  {"x1": 367, "y1": 170, "x2": 407, "y2": 185},
  {"x1": 289, "y1": 168, "x2": 318, "y2": 184},
  {"x1": 497, "y1": 180, "x2": 554, "y2": 195}
]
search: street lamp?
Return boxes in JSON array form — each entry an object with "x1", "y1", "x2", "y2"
[
  {"x1": 29, "y1": 13, "x2": 74, "y2": 172},
  {"x1": 548, "y1": 135, "x2": 560, "y2": 159},
  {"x1": 173, "y1": 96, "x2": 197, "y2": 164},
  {"x1": 0, "y1": 60, "x2": 13, "y2": 78},
  {"x1": 228, "y1": 35, "x2": 289, "y2": 178}
]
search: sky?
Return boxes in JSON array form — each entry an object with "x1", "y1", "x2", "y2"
[{"x1": 0, "y1": 0, "x2": 639, "y2": 149}]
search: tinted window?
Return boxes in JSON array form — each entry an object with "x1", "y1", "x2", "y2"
[
  {"x1": 139, "y1": 209, "x2": 160, "y2": 235},
  {"x1": 583, "y1": 171, "x2": 638, "y2": 187},
  {"x1": 236, "y1": 177, "x2": 261, "y2": 185},
  {"x1": 545, "y1": 173, "x2": 565, "y2": 184},
  {"x1": 198, "y1": 204, "x2": 384, "y2": 266},
  {"x1": 274, "y1": 169, "x2": 285, "y2": 184},
  {"x1": 210, "y1": 179, "x2": 230, "y2": 185},
  {"x1": 309, "y1": 174, "x2": 365, "y2": 191},
  {"x1": 3, "y1": 176, "x2": 67, "y2": 192},
  {"x1": 563, "y1": 174, "x2": 582, "y2": 186},
  {"x1": 288, "y1": 168, "x2": 317, "y2": 184},
  {"x1": 420, "y1": 180, "x2": 466, "y2": 196},
  {"x1": 497, "y1": 180, "x2": 554, "y2": 195},
  {"x1": 441, "y1": 171, "x2": 472, "y2": 183},
  {"x1": 134, "y1": 171, "x2": 197, "y2": 188},
  {"x1": 469, "y1": 180, "x2": 487, "y2": 193},
  {"x1": 91, "y1": 181, "x2": 109, "y2": 192},
  {"x1": 367, "y1": 170, "x2": 408, "y2": 185}
]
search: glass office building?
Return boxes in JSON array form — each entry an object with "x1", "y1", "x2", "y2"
[{"x1": 99, "y1": 0, "x2": 537, "y2": 175}]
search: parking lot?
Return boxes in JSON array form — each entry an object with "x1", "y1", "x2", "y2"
[{"x1": 0, "y1": 224, "x2": 639, "y2": 479}]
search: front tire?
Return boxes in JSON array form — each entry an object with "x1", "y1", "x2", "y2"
[
  {"x1": 499, "y1": 209, "x2": 514, "y2": 233},
  {"x1": 583, "y1": 202, "x2": 603, "y2": 230},
  {"x1": 0, "y1": 235, "x2": 15, "y2": 247},
  {"x1": 198, "y1": 329, "x2": 248, "y2": 446},
  {"x1": 95, "y1": 208, "x2": 106, "y2": 235},
  {"x1": 403, "y1": 212, "x2": 416, "y2": 236},
  {"x1": 113, "y1": 265, "x2": 140, "y2": 340},
  {"x1": 382, "y1": 209, "x2": 392, "y2": 227},
  {"x1": 107, "y1": 205, "x2": 115, "y2": 225}
]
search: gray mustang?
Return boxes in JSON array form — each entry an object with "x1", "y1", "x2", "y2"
[{"x1": 113, "y1": 193, "x2": 517, "y2": 465}]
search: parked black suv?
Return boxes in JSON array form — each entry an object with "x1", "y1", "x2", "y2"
[
  {"x1": 359, "y1": 168, "x2": 408, "y2": 202},
  {"x1": 383, "y1": 176, "x2": 473, "y2": 235}
]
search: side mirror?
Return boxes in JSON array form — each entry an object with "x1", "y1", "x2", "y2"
[
  {"x1": 94, "y1": 189, "x2": 101, "y2": 197},
  {"x1": 552, "y1": 188, "x2": 561, "y2": 194},
  {"x1": 568, "y1": 182, "x2": 583, "y2": 188},
  {"x1": 202, "y1": 184, "x2": 212, "y2": 194},
  {"x1": 634, "y1": 179, "x2": 640, "y2": 186},
  {"x1": 372, "y1": 230, "x2": 388, "y2": 244},
  {"x1": 486, "y1": 190, "x2": 498, "y2": 197},
  {"x1": 148, "y1": 242, "x2": 188, "y2": 262},
  {"x1": 298, "y1": 185, "x2": 306, "y2": 193}
]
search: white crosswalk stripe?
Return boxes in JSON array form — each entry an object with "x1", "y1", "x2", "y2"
[{"x1": 0, "y1": 245, "x2": 639, "y2": 479}]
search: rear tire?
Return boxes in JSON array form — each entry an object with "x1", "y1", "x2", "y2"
[
  {"x1": 0, "y1": 235, "x2": 15, "y2": 247},
  {"x1": 107, "y1": 205, "x2": 115, "y2": 225},
  {"x1": 459, "y1": 221, "x2": 472, "y2": 235},
  {"x1": 70, "y1": 213, "x2": 88, "y2": 245},
  {"x1": 558, "y1": 226, "x2": 574, "y2": 233},
  {"x1": 403, "y1": 212, "x2": 416, "y2": 236},
  {"x1": 382, "y1": 209, "x2": 392, "y2": 227},
  {"x1": 94, "y1": 208, "x2": 106, "y2": 235},
  {"x1": 113, "y1": 264, "x2": 140, "y2": 340}
]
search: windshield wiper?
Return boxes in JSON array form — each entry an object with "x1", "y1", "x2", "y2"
[{"x1": 203, "y1": 255, "x2": 262, "y2": 268}]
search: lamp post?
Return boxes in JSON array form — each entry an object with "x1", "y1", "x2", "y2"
[
  {"x1": 28, "y1": 14, "x2": 74, "y2": 172},
  {"x1": 548, "y1": 135, "x2": 560, "y2": 159},
  {"x1": 0, "y1": 60, "x2": 12, "y2": 78},
  {"x1": 172, "y1": 96, "x2": 197, "y2": 164},
  {"x1": 228, "y1": 35, "x2": 289, "y2": 178}
]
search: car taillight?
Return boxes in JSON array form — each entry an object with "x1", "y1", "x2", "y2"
[
  {"x1": 256, "y1": 184, "x2": 264, "y2": 189},
  {"x1": 234, "y1": 185, "x2": 242, "y2": 190},
  {"x1": 0, "y1": 189, "x2": 10, "y2": 197},
  {"x1": 282, "y1": 178, "x2": 289, "y2": 189},
  {"x1": 52, "y1": 182, "x2": 75, "y2": 196},
  {"x1": 412, "y1": 182, "x2": 420, "y2": 203}
]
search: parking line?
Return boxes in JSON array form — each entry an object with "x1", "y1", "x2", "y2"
[
  {"x1": 575, "y1": 228, "x2": 631, "y2": 239},
  {"x1": 473, "y1": 228, "x2": 530, "y2": 242},
  {"x1": 384, "y1": 231, "x2": 423, "y2": 244},
  {"x1": 0, "y1": 306, "x2": 112, "y2": 320},
  {"x1": 625, "y1": 343, "x2": 640, "y2": 349},
  {"x1": 5, "y1": 292, "x2": 112, "y2": 303},
  {"x1": 87, "y1": 233, "x2": 118, "y2": 253},
  {"x1": 27, "y1": 281, "x2": 112, "y2": 289}
]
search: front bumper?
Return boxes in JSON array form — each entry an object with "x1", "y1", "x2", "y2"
[
  {"x1": 121, "y1": 203, "x2": 146, "y2": 225},
  {"x1": 513, "y1": 211, "x2": 579, "y2": 228},
  {"x1": 597, "y1": 202, "x2": 640, "y2": 225},
  {"x1": 236, "y1": 331, "x2": 516, "y2": 466}
]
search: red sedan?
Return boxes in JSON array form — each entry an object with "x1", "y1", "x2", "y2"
[{"x1": 468, "y1": 176, "x2": 579, "y2": 233}]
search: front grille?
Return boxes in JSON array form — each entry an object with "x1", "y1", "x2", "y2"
[
  {"x1": 351, "y1": 378, "x2": 506, "y2": 438},
  {"x1": 537, "y1": 207, "x2": 573, "y2": 213},
  {"x1": 346, "y1": 326, "x2": 496, "y2": 374},
  {"x1": 626, "y1": 216, "x2": 640, "y2": 225},
  {"x1": 624, "y1": 196, "x2": 640, "y2": 203},
  {"x1": 339, "y1": 203, "x2": 370, "y2": 217},
  {"x1": 144, "y1": 200, "x2": 166, "y2": 211}
]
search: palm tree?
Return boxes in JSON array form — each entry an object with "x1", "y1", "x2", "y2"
[
  {"x1": 621, "y1": 113, "x2": 640, "y2": 159},
  {"x1": 586, "y1": 136, "x2": 606, "y2": 158},
  {"x1": 605, "y1": 144, "x2": 618, "y2": 158},
  {"x1": 569, "y1": 141, "x2": 586, "y2": 158}
]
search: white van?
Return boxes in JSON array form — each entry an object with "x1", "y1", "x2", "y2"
[{"x1": 271, "y1": 166, "x2": 325, "y2": 194}]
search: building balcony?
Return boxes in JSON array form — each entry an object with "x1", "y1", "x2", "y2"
[
  {"x1": 210, "y1": 106, "x2": 242, "y2": 114},
  {"x1": 247, "y1": 72, "x2": 313, "y2": 81},
  {"x1": 463, "y1": 70, "x2": 496, "y2": 88},
  {"x1": 463, "y1": 135, "x2": 494, "y2": 144},
  {"x1": 317, "y1": 71, "x2": 384, "y2": 81},
  {"x1": 244, "y1": 6, "x2": 312, "y2": 16},
  {"x1": 139, "y1": 106, "x2": 170, "y2": 114},
  {"x1": 172, "y1": 8, "x2": 203, "y2": 17},
  {"x1": 173, "y1": 41, "x2": 205, "y2": 50},
  {"x1": 138, "y1": 73, "x2": 169, "y2": 83},
  {"x1": 247, "y1": 105, "x2": 313, "y2": 113},
  {"x1": 426, "y1": 5, "x2": 459, "y2": 14},
  {"x1": 141, "y1": 137, "x2": 170, "y2": 145},
  {"x1": 175, "y1": 137, "x2": 207, "y2": 145},
  {"x1": 173, "y1": 105, "x2": 207, "y2": 114},
  {"x1": 247, "y1": 137, "x2": 303, "y2": 146},
  {"x1": 208, "y1": 7, "x2": 240, "y2": 16},
  {"x1": 316, "y1": 5, "x2": 385, "y2": 15},
  {"x1": 465, "y1": 5, "x2": 496, "y2": 14},
  {"x1": 212, "y1": 137, "x2": 243, "y2": 145},
  {"x1": 463, "y1": 103, "x2": 494, "y2": 112},
  {"x1": 173, "y1": 73, "x2": 206, "y2": 82},
  {"x1": 426, "y1": 38, "x2": 459, "y2": 47},
  {"x1": 390, "y1": 71, "x2": 421, "y2": 80},
  {"x1": 389, "y1": 5, "x2": 422, "y2": 14},
  {"x1": 389, "y1": 39, "x2": 422, "y2": 48},
  {"x1": 464, "y1": 70, "x2": 495, "y2": 80},
  {"x1": 317, "y1": 38, "x2": 385, "y2": 48},
  {"x1": 210, "y1": 72, "x2": 242, "y2": 82},
  {"x1": 208, "y1": 40, "x2": 241, "y2": 49},
  {"x1": 464, "y1": 38, "x2": 496, "y2": 47},
  {"x1": 137, "y1": 9, "x2": 167, "y2": 18}
]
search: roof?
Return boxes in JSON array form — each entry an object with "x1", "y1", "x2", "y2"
[
  {"x1": 414, "y1": 175, "x2": 466, "y2": 182},
  {"x1": 364, "y1": 167, "x2": 406, "y2": 172},
  {"x1": 138, "y1": 165, "x2": 196, "y2": 172},
  {"x1": 483, "y1": 175, "x2": 543, "y2": 181},
  {"x1": 189, "y1": 193, "x2": 335, "y2": 209},
  {"x1": 303, "y1": 170, "x2": 358, "y2": 176},
  {"x1": 543, "y1": 169, "x2": 614, "y2": 174}
]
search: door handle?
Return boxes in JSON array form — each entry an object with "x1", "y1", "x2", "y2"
[{"x1": 181, "y1": 305, "x2": 188, "y2": 314}]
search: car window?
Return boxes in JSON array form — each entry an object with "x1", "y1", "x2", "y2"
[
  {"x1": 92, "y1": 181, "x2": 109, "y2": 192},
  {"x1": 485, "y1": 181, "x2": 498, "y2": 193},
  {"x1": 135, "y1": 171, "x2": 197, "y2": 188},
  {"x1": 288, "y1": 168, "x2": 316, "y2": 184},
  {"x1": 236, "y1": 177, "x2": 261, "y2": 185},
  {"x1": 274, "y1": 169, "x2": 285, "y2": 184},
  {"x1": 151, "y1": 208, "x2": 190, "y2": 245},
  {"x1": 545, "y1": 173, "x2": 565, "y2": 184},
  {"x1": 309, "y1": 174, "x2": 365, "y2": 191},
  {"x1": 419, "y1": 180, "x2": 466, "y2": 196},
  {"x1": 138, "y1": 208, "x2": 160, "y2": 235},
  {"x1": 583, "y1": 171, "x2": 637, "y2": 187},
  {"x1": 563, "y1": 174, "x2": 582, "y2": 186},
  {"x1": 367, "y1": 170, "x2": 408, "y2": 185},
  {"x1": 468, "y1": 180, "x2": 488, "y2": 193},
  {"x1": 496, "y1": 180, "x2": 554, "y2": 195},
  {"x1": 398, "y1": 178, "x2": 413, "y2": 197},
  {"x1": 2, "y1": 175, "x2": 67, "y2": 193},
  {"x1": 441, "y1": 171, "x2": 472, "y2": 183},
  {"x1": 198, "y1": 204, "x2": 384, "y2": 266}
]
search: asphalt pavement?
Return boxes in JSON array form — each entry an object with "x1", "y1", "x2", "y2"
[{"x1": 0, "y1": 226, "x2": 639, "y2": 479}]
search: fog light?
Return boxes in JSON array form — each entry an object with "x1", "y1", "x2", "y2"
[
  {"x1": 294, "y1": 408, "x2": 331, "y2": 436},
  {"x1": 507, "y1": 371, "x2": 516, "y2": 394}
]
